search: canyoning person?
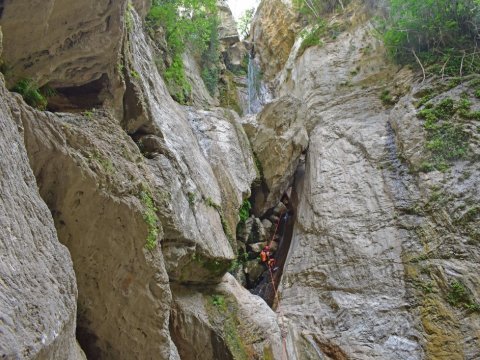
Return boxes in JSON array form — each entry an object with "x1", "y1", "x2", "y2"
[
  {"x1": 260, "y1": 248, "x2": 268, "y2": 263},
  {"x1": 268, "y1": 258, "x2": 276, "y2": 269},
  {"x1": 260, "y1": 245, "x2": 270, "y2": 263}
]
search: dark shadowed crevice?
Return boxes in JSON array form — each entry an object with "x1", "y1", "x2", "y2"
[
  {"x1": 76, "y1": 322, "x2": 103, "y2": 360},
  {"x1": 47, "y1": 74, "x2": 108, "y2": 112},
  {"x1": 237, "y1": 155, "x2": 306, "y2": 308}
]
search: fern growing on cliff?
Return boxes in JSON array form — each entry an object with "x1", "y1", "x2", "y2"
[{"x1": 11, "y1": 79, "x2": 55, "y2": 110}]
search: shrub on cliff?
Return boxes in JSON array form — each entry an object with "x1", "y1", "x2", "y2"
[
  {"x1": 381, "y1": 0, "x2": 480, "y2": 76},
  {"x1": 293, "y1": 0, "x2": 351, "y2": 21},
  {"x1": 146, "y1": 0, "x2": 220, "y2": 103},
  {"x1": 11, "y1": 79, "x2": 55, "y2": 110}
]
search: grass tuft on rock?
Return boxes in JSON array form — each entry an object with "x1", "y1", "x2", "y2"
[{"x1": 139, "y1": 186, "x2": 160, "y2": 250}]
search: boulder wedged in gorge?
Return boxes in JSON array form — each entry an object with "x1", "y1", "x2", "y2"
[
  {"x1": 217, "y1": 0, "x2": 240, "y2": 45},
  {"x1": 242, "y1": 96, "x2": 310, "y2": 214},
  {"x1": 0, "y1": 80, "x2": 84, "y2": 359}
]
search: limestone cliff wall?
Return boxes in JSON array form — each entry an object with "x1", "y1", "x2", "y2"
[
  {"x1": 251, "y1": 0, "x2": 299, "y2": 81},
  {"x1": 0, "y1": 80, "x2": 84, "y2": 359},
  {"x1": 1, "y1": 0, "x2": 479, "y2": 359},
  {"x1": 249, "y1": 1, "x2": 480, "y2": 358},
  {"x1": 0, "y1": 1, "x2": 280, "y2": 359}
]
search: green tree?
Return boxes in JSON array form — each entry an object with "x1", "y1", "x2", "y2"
[
  {"x1": 147, "y1": 0, "x2": 219, "y2": 103},
  {"x1": 382, "y1": 0, "x2": 480, "y2": 76},
  {"x1": 237, "y1": 8, "x2": 255, "y2": 39}
]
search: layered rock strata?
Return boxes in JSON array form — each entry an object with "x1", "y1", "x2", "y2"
[
  {"x1": 0, "y1": 79, "x2": 85, "y2": 360},
  {"x1": 251, "y1": 3, "x2": 480, "y2": 357}
]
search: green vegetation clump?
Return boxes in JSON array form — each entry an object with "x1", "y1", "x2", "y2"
[
  {"x1": 125, "y1": 1, "x2": 134, "y2": 32},
  {"x1": 139, "y1": 186, "x2": 160, "y2": 250},
  {"x1": 211, "y1": 294, "x2": 226, "y2": 310},
  {"x1": 446, "y1": 281, "x2": 480, "y2": 312},
  {"x1": 380, "y1": 89, "x2": 396, "y2": 106},
  {"x1": 238, "y1": 199, "x2": 251, "y2": 224},
  {"x1": 252, "y1": 152, "x2": 265, "y2": 182},
  {"x1": 417, "y1": 97, "x2": 471, "y2": 171},
  {"x1": 11, "y1": 79, "x2": 55, "y2": 110},
  {"x1": 237, "y1": 8, "x2": 255, "y2": 39},
  {"x1": 381, "y1": 0, "x2": 480, "y2": 76},
  {"x1": 200, "y1": 19, "x2": 220, "y2": 97},
  {"x1": 293, "y1": 0, "x2": 350, "y2": 19},
  {"x1": 187, "y1": 192, "x2": 196, "y2": 207},
  {"x1": 146, "y1": 0, "x2": 220, "y2": 103},
  {"x1": 206, "y1": 296, "x2": 250, "y2": 360},
  {"x1": 298, "y1": 22, "x2": 326, "y2": 57},
  {"x1": 219, "y1": 71, "x2": 242, "y2": 115},
  {"x1": 454, "y1": 206, "x2": 480, "y2": 225},
  {"x1": 190, "y1": 252, "x2": 231, "y2": 277},
  {"x1": 89, "y1": 150, "x2": 115, "y2": 174}
]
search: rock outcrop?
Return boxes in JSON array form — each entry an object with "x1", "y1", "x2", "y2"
[
  {"x1": 171, "y1": 273, "x2": 283, "y2": 360},
  {"x1": 0, "y1": 2, "x2": 273, "y2": 359},
  {"x1": 260, "y1": 3, "x2": 480, "y2": 358},
  {"x1": 251, "y1": 0, "x2": 299, "y2": 80},
  {"x1": 217, "y1": 0, "x2": 240, "y2": 45},
  {"x1": 2, "y1": 0, "x2": 479, "y2": 358},
  {"x1": 0, "y1": 79, "x2": 84, "y2": 360},
  {"x1": 242, "y1": 96, "x2": 310, "y2": 214},
  {"x1": 0, "y1": 0, "x2": 126, "y2": 88}
]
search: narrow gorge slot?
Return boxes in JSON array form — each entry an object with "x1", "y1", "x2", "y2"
[{"x1": 233, "y1": 153, "x2": 305, "y2": 307}]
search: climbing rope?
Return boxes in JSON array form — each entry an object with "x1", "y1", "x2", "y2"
[
  {"x1": 264, "y1": 211, "x2": 289, "y2": 360},
  {"x1": 267, "y1": 265, "x2": 289, "y2": 360}
]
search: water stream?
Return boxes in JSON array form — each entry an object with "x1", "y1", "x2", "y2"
[{"x1": 246, "y1": 53, "x2": 272, "y2": 114}]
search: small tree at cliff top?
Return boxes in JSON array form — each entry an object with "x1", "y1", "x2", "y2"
[
  {"x1": 293, "y1": 0, "x2": 350, "y2": 21},
  {"x1": 147, "y1": 0, "x2": 219, "y2": 103},
  {"x1": 238, "y1": 8, "x2": 255, "y2": 39},
  {"x1": 382, "y1": 0, "x2": 480, "y2": 77}
]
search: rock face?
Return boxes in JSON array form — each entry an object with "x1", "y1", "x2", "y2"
[
  {"x1": 0, "y1": 80, "x2": 84, "y2": 359},
  {"x1": 125, "y1": 9, "x2": 239, "y2": 284},
  {"x1": 251, "y1": 0, "x2": 298, "y2": 80},
  {"x1": 263, "y1": 6, "x2": 480, "y2": 359},
  {"x1": 2, "y1": 0, "x2": 479, "y2": 358},
  {"x1": 185, "y1": 106, "x2": 257, "y2": 233},
  {"x1": 171, "y1": 274, "x2": 283, "y2": 360},
  {"x1": 0, "y1": 0, "x2": 127, "y2": 88},
  {"x1": 274, "y1": 21, "x2": 423, "y2": 359},
  {"x1": 1, "y1": 3, "x2": 271, "y2": 359},
  {"x1": 217, "y1": 0, "x2": 240, "y2": 45}
]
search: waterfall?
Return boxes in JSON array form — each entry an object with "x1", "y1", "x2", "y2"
[
  {"x1": 247, "y1": 53, "x2": 256, "y2": 114},
  {"x1": 246, "y1": 53, "x2": 272, "y2": 114}
]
